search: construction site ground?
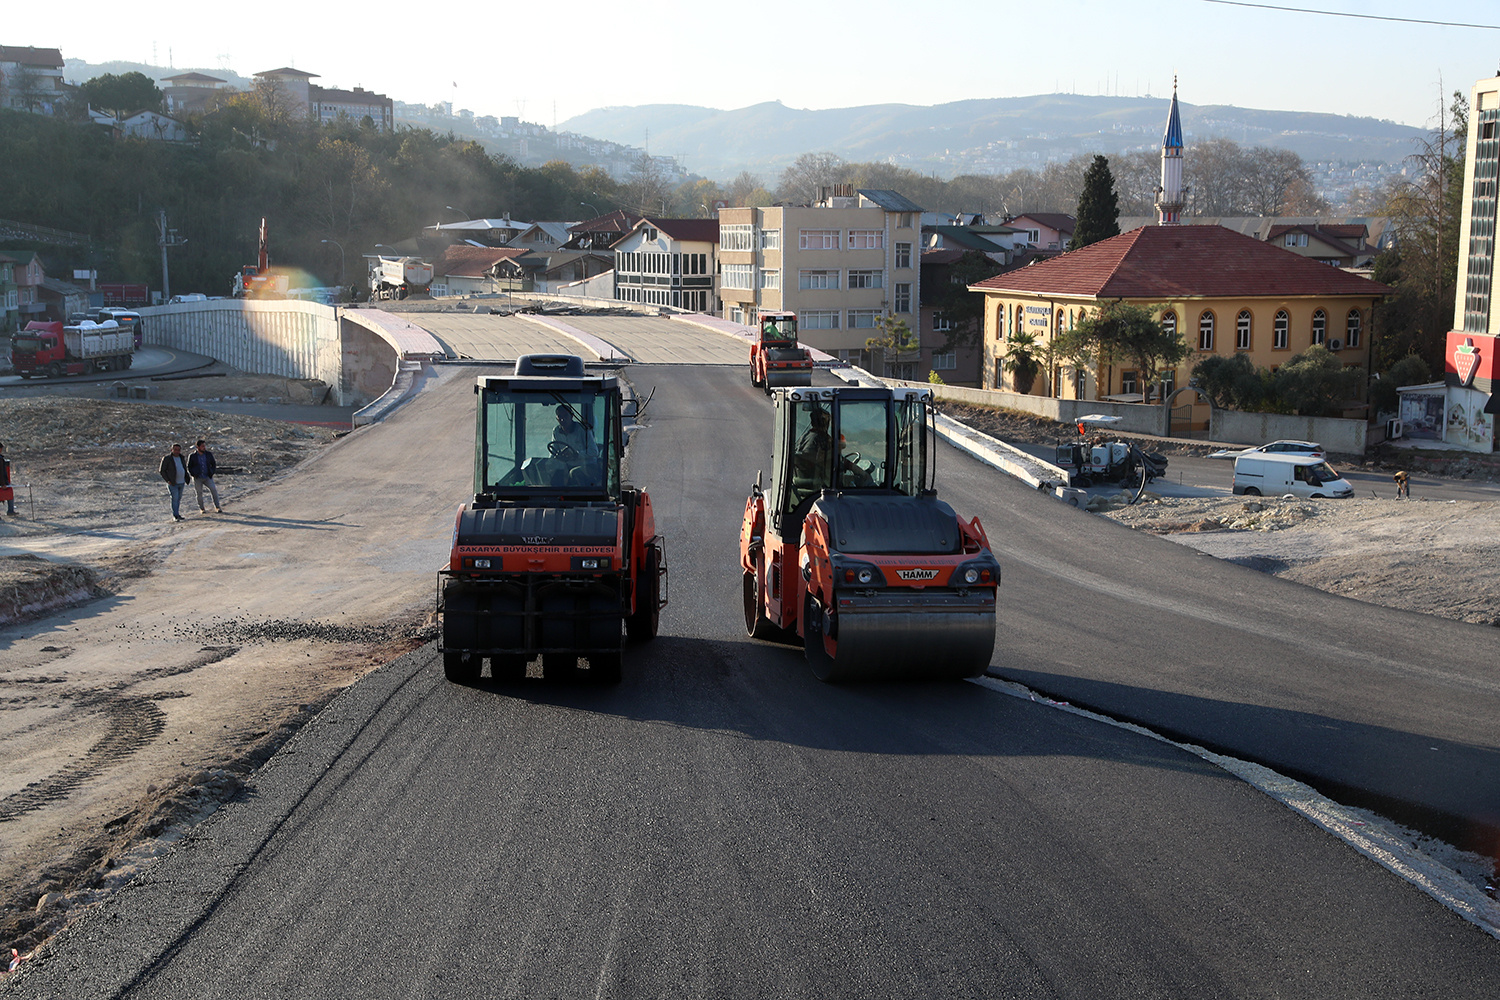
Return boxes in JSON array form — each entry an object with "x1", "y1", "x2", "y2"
[{"x1": 1, "y1": 377, "x2": 1496, "y2": 961}]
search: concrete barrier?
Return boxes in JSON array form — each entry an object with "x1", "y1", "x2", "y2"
[{"x1": 139, "y1": 301, "x2": 447, "y2": 412}]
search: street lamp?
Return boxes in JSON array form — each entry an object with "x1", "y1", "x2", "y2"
[
  {"x1": 579, "y1": 201, "x2": 598, "y2": 218},
  {"x1": 445, "y1": 205, "x2": 469, "y2": 220},
  {"x1": 320, "y1": 239, "x2": 344, "y2": 285},
  {"x1": 374, "y1": 244, "x2": 398, "y2": 258}
]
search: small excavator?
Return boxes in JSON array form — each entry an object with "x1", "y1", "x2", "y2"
[{"x1": 739, "y1": 385, "x2": 1000, "y2": 681}]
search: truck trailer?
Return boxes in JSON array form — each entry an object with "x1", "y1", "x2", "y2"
[{"x1": 11, "y1": 320, "x2": 134, "y2": 378}]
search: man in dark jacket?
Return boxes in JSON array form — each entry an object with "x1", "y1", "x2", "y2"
[
  {"x1": 187, "y1": 439, "x2": 222, "y2": 513},
  {"x1": 159, "y1": 443, "x2": 190, "y2": 521}
]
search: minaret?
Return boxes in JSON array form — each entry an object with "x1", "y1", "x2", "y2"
[{"x1": 1155, "y1": 77, "x2": 1185, "y2": 225}]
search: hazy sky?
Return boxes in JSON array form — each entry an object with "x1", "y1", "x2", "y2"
[{"x1": 14, "y1": 0, "x2": 1500, "y2": 132}]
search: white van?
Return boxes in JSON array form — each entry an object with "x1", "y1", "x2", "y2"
[{"x1": 1233, "y1": 453, "x2": 1353, "y2": 499}]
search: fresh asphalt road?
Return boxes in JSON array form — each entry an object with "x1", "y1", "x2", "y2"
[
  {"x1": 12, "y1": 364, "x2": 1499, "y2": 999},
  {"x1": 0, "y1": 346, "x2": 214, "y2": 387}
]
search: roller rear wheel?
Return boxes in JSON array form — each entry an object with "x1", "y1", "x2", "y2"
[
  {"x1": 626, "y1": 549, "x2": 660, "y2": 642},
  {"x1": 743, "y1": 563, "x2": 793, "y2": 642}
]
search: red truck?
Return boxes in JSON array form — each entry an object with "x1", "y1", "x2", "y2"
[
  {"x1": 748, "y1": 311, "x2": 813, "y2": 394},
  {"x1": 11, "y1": 320, "x2": 135, "y2": 378}
]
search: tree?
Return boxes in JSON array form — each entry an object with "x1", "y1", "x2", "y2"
[
  {"x1": 1191, "y1": 352, "x2": 1264, "y2": 410},
  {"x1": 1056, "y1": 301, "x2": 1188, "y2": 402},
  {"x1": 1376, "y1": 89, "x2": 1468, "y2": 373},
  {"x1": 726, "y1": 171, "x2": 763, "y2": 207},
  {"x1": 865, "y1": 315, "x2": 920, "y2": 378},
  {"x1": 927, "y1": 250, "x2": 1003, "y2": 350},
  {"x1": 1001, "y1": 330, "x2": 1043, "y2": 395},
  {"x1": 622, "y1": 152, "x2": 671, "y2": 216},
  {"x1": 1368, "y1": 354, "x2": 1433, "y2": 416},
  {"x1": 1271, "y1": 345, "x2": 1364, "y2": 416},
  {"x1": 1071, "y1": 155, "x2": 1120, "y2": 249},
  {"x1": 777, "y1": 151, "x2": 845, "y2": 204},
  {"x1": 78, "y1": 72, "x2": 164, "y2": 120}
]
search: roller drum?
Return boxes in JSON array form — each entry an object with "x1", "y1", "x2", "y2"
[{"x1": 808, "y1": 592, "x2": 996, "y2": 681}]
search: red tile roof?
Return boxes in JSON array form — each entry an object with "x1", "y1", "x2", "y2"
[
  {"x1": 970, "y1": 225, "x2": 1390, "y2": 299},
  {"x1": 435, "y1": 245, "x2": 527, "y2": 278}
]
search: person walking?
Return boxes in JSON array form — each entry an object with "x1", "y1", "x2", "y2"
[
  {"x1": 159, "y1": 443, "x2": 190, "y2": 521},
  {"x1": 187, "y1": 439, "x2": 223, "y2": 513},
  {"x1": 1394, "y1": 469, "x2": 1410, "y2": 500},
  {"x1": 0, "y1": 441, "x2": 15, "y2": 516}
]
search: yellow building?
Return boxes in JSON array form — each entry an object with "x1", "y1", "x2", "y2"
[{"x1": 969, "y1": 224, "x2": 1388, "y2": 419}]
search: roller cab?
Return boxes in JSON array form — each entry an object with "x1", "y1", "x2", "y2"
[
  {"x1": 739, "y1": 385, "x2": 999, "y2": 681},
  {"x1": 439, "y1": 355, "x2": 666, "y2": 685}
]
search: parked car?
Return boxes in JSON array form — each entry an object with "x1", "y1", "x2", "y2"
[{"x1": 1240, "y1": 439, "x2": 1325, "y2": 458}]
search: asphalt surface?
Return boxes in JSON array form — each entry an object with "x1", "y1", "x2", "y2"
[
  {"x1": 0, "y1": 346, "x2": 214, "y2": 387},
  {"x1": 8, "y1": 363, "x2": 1499, "y2": 998}
]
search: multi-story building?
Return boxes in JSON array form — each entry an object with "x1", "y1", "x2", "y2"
[
  {"x1": 161, "y1": 72, "x2": 229, "y2": 115},
  {"x1": 612, "y1": 218, "x2": 718, "y2": 311},
  {"x1": 0, "y1": 45, "x2": 66, "y2": 114},
  {"x1": 253, "y1": 69, "x2": 394, "y2": 130},
  {"x1": 717, "y1": 187, "x2": 923, "y2": 365},
  {"x1": 1432, "y1": 74, "x2": 1500, "y2": 452}
]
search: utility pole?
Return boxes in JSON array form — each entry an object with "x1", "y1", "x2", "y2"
[{"x1": 157, "y1": 210, "x2": 187, "y2": 301}]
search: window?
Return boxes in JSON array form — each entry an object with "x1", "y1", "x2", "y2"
[
  {"x1": 932, "y1": 352, "x2": 957, "y2": 370},
  {"x1": 1284, "y1": 232, "x2": 1308, "y2": 247},
  {"x1": 1055, "y1": 309, "x2": 1065, "y2": 336},
  {"x1": 1311, "y1": 308, "x2": 1327, "y2": 345},
  {"x1": 895, "y1": 242, "x2": 912, "y2": 268},
  {"x1": 800, "y1": 229, "x2": 840, "y2": 250},
  {"x1": 721, "y1": 224, "x2": 754, "y2": 251},
  {"x1": 933, "y1": 312, "x2": 952, "y2": 332},
  {"x1": 1198, "y1": 311, "x2": 1215, "y2": 351},
  {"x1": 729, "y1": 306, "x2": 745, "y2": 325},
  {"x1": 801, "y1": 310, "x2": 840, "y2": 329},
  {"x1": 898, "y1": 212, "x2": 913, "y2": 228},
  {"x1": 759, "y1": 229, "x2": 780, "y2": 250},
  {"x1": 1346, "y1": 309, "x2": 1362, "y2": 348},
  {"x1": 848, "y1": 309, "x2": 881, "y2": 329},
  {"x1": 1236, "y1": 310, "x2": 1252, "y2": 350},
  {"x1": 1274, "y1": 310, "x2": 1289, "y2": 349},
  {"x1": 799, "y1": 269, "x2": 839, "y2": 290},
  {"x1": 644, "y1": 227, "x2": 658, "y2": 241},
  {"x1": 1160, "y1": 310, "x2": 1177, "y2": 338},
  {"x1": 895, "y1": 283, "x2": 911, "y2": 313},
  {"x1": 1122, "y1": 370, "x2": 1139, "y2": 394},
  {"x1": 848, "y1": 230, "x2": 885, "y2": 250},
  {"x1": 1024, "y1": 229, "x2": 1041, "y2": 244},
  {"x1": 759, "y1": 269, "x2": 780, "y2": 289},
  {"x1": 847, "y1": 269, "x2": 883, "y2": 289},
  {"x1": 722, "y1": 264, "x2": 755, "y2": 290}
]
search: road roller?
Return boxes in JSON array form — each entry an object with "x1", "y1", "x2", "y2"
[
  {"x1": 749, "y1": 311, "x2": 814, "y2": 393},
  {"x1": 438, "y1": 355, "x2": 666, "y2": 684},
  {"x1": 739, "y1": 385, "x2": 1000, "y2": 681}
]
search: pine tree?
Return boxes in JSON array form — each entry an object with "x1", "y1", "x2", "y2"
[{"x1": 1071, "y1": 155, "x2": 1120, "y2": 250}]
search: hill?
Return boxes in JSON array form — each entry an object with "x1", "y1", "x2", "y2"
[{"x1": 562, "y1": 94, "x2": 1429, "y2": 180}]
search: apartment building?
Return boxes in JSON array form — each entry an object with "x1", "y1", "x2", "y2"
[
  {"x1": 612, "y1": 218, "x2": 718, "y2": 312},
  {"x1": 717, "y1": 187, "x2": 923, "y2": 362}
]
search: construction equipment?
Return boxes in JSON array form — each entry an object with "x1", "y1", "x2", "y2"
[
  {"x1": 739, "y1": 385, "x2": 1000, "y2": 681},
  {"x1": 11, "y1": 320, "x2": 133, "y2": 378},
  {"x1": 1054, "y1": 414, "x2": 1168, "y2": 492},
  {"x1": 749, "y1": 311, "x2": 813, "y2": 393},
  {"x1": 368, "y1": 255, "x2": 434, "y2": 301},
  {"x1": 231, "y1": 217, "x2": 289, "y2": 298},
  {"x1": 437, "y1": 355, "x2": 666, "y2": 684}
]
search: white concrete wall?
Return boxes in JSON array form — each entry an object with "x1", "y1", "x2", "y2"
[{"x1": 140, "y1": 300, "x2": 345, "y2": 403}]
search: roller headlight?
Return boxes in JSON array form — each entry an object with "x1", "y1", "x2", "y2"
[
  {"x1": 962, "y1": 568, "x2": 979, "y2": 584},
  {"x1": 857, "y1": 568, "x2": 874, "y2": 584}
]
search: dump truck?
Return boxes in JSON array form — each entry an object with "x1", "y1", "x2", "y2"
[
  {"x1": 368, "y1": 256, "x2": 433, "y2": 301},
  {"x1": 740, "y1": 385, "x2": 1000, "y2": 681},
  {"x1": 11, "y1": 320, "x2": 134, "y2": 378},
  {"x1": 749, "y1": 311, "x2": 813, "y2": 393},
  {"x1": 437, "y1": 355, "x2": 667, "y2": 684}
]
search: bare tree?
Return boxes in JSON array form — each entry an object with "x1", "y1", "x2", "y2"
[
  {"x1": 726, "y1": 171, "x2": 763, "y2": 207},
  {"x1": 1111, "y1": 149, "x2": 1161, "y2": 216},
  {"x1": 623, "y1": 152, "x2": 672, "y2": 216},
  {"x1": 777, "y1": 152, "x2": 846, "y2": 204}
]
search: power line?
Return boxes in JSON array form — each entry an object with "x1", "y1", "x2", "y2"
[{"x1": 1198, "y1": 0, "x2": 1500, "y2": 30}]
